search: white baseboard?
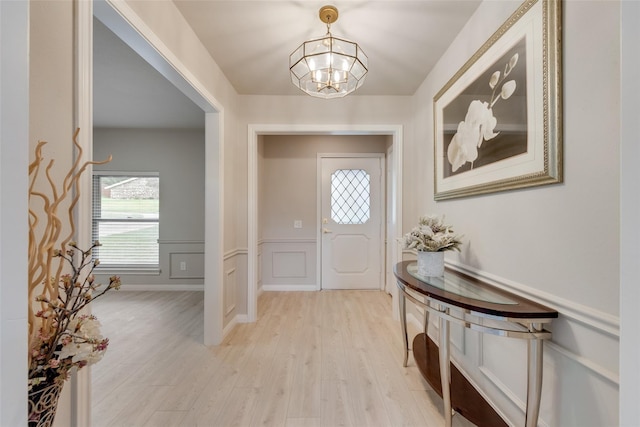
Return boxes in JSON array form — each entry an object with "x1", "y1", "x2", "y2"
[
  {"x1": 223, "y1": 315, "x2": 237, "y2": 338},
  {"x1": 261, "y1": 284, "x2": 317, "y2": 292},
  {"x1": 235, "y1": 314, "x2": 250, "y2": 323},
  {"x1": 222, "y1": 314, "x2": 251, "y2": 341}
]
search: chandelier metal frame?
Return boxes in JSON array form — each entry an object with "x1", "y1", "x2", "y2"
[{"x1": 289, "y1": 5, "x2": 368, "y2": 99}]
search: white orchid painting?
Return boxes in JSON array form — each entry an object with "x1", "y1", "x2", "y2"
[
  {"x1": 434, "y1": 1, "x2": 563, "y2": 201},
  {"x1": 443, "y1": 39, "x2": 527, "y2": 177}
]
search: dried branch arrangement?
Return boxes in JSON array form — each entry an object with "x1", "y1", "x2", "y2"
[{"x1": 27, "y1": 128, "x2": 112, "y2": 360}]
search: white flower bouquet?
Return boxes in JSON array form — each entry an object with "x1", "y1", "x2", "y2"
[
  {"x1": 402, "y1": 215, "x2": 463, "y2": 252},
  {"x1": 29, "y1": 241, "x2": 121, "y2": 389}
]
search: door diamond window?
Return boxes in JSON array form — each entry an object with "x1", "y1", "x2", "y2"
[{"x1": 331, "y1": 169, "x2": 370, "y2": 224}]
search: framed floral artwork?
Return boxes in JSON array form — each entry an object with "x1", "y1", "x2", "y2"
[{"x1": 433, "y1": 0, "x2": 562, "y2": 200}]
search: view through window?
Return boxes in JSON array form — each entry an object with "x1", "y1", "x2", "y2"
[{"x1": 92, "y1": 174, "x2": 159, "y2": 267}]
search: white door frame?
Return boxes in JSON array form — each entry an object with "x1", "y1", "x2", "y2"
[
  {"x1": 385, "y1": 144, "x2": 395, "y2": 295},
  {"x1": 317, "y1": 153, "x2": 385, "y2": 291},
  {"x1": 91, "y1": 0, "x2": 224, "y2": 344},
  {"x1": 248, "y1": 124, "x2": 403, "y2": 322},
  {"x1": 76, "y1": 1, "x2": 225, "y2": 424},
  {"x1": 620, "y1": 1, "x2": 640, "y2": 424},
  {"x1": 0, "y1": 1, "x2": 29, "y2": 425}
]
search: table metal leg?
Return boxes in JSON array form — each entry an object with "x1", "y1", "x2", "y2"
[
  {"x1": 423, "y1": 302, "x2": 430, "y2": 336},
  {"x1": 525, "y1": 323, "x2": 544, "y2": 427},
  {"x1": 438, "y1": 313, "x2": 452, "y2": 427},
  {"x1": 398, "y1": 288, "x2": 409, "y2": 367}
]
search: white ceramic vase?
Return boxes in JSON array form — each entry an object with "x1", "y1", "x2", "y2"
[{"x1": 417, "y1": 251, "x2": 445, "y2": 277}]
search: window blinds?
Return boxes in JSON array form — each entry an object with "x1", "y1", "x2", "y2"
[{"x1": 92, "y1": 174, "x2": 159, "y2": 267}]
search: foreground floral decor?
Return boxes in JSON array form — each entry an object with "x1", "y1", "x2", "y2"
[
  {"x1": 28, "y1": 129, "x2": 118, "y2": 427},
  {"x1": 447, "y1": 53, "x2": 519, "y2": 172},
  {"x1": 402, "y1": 215, "x2": 463, "y2": 252}
]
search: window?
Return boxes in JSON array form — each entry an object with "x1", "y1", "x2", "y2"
[
  {"x1": 331, "y1": 169, "x2": 370, "y2": 224},
  {"x1": 92, "y1": 174, "x2": 159, "y2": 268}
]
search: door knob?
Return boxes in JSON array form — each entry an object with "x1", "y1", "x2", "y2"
[{"x1": 322, "y1": 228, "x2": 333, "y2": 234}]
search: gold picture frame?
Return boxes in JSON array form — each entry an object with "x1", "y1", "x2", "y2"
[{"x1": 434, "y1": 0, "x2": 562, "y2": 200}]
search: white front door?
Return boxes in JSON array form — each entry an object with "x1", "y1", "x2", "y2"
[{"x1": 320, "y1": 155, "x2": 384, "y2": 290}]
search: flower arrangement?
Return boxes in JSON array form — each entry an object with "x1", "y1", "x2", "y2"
[
  {"x1": 28, "y1": 129, "x2": 117, "y2": 427},
  {"x1": 402, "y1": 215, "x2": 463, "y2": 252},
  {"x1": 28, "y1": 241, "x2": 121, "y2": 391}
]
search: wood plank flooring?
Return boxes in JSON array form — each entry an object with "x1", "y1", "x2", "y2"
[{"x1": 91, "y1": 290, "x2": 476, "y2": 427}]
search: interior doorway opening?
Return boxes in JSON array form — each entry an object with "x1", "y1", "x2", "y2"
[
  {"x1": 75, "y1": 1, "x2": 225, "y2": 424},
  {"x1": 92, "y1": 0, "x2": 224, "y2": 347},
  {"x1": 248, "y1": 124, "x2": 404, "y2": 323}
]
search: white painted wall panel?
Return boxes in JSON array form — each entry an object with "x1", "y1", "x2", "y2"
[
  {"x1": 224, "y1": 267, "x2": 237, "y2": 315},
  {"x1": 272, "y1": 252, "x2": 307, "y2": 278},
  {"x1": 261, "y1": 241, "x2": 316, "y2": 290}
]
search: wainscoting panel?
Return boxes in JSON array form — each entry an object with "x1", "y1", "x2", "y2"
[
  {"x1": 479, "y1": 334, "x2": 527, "y2": 406},
  {"x1": 272, "y1": 251, "x2": 306, "y2": 278},
  {"x1": 222, "y1": 250, "x2": 248, "y2": 335},
  {"x1": 260, "y1": 239, "x2": 316, "y2": 290},
  {"x1": 476, "y1": 332, "x2": 619, "y2": 427},
  {"x1": 442, "y1": 261, "x2": 620, "y2": 427},
  {"x1": 169, "y1": 252, "x2": 204, "y2": 279},
  {"x1": 224, "y1": 267, "x2": 237, "y2": 316}
]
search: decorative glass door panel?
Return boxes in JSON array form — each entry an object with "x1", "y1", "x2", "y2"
[{"x1": 330, "y1": 169, "x2": 370, "y2": 225}]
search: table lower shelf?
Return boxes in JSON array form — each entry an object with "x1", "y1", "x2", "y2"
[{"x1": 412, "y1": 333, "x2": 508, "y2": 427}]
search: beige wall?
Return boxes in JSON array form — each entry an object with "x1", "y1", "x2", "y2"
[
  {"x1": 119, "y1": 0, "x2": 246, "y2": 334},
  {"x1": 260, "y1": 135, "x2": 387, "y2": 240},
  {"x1": 240, "y1": 95, "x2": 413, "y2": 249},
  {"x1": 123, "y1": 0, "x2": 243, "y2": 253},
  {"x1": 409, "y1": 1, "x2": 620, "y2": 425}
]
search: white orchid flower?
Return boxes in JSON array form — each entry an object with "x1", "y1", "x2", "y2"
[
  {"x1": 504, "y1": 53, "x2": 519, "y2": 76},
  {"x1": 500, "y1": 80, "x2": 516, "y2": 100},
  {"x1": 447, "y1": 100, "x2": 499, "y2": 172},
  {"x1": 489, "y1": 71, "x2": 500, "y2": 89}
]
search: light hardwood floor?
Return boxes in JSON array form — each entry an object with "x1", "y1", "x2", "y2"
[{"x1": 91, "y1": 290, "x2": 475, "y2": 427}]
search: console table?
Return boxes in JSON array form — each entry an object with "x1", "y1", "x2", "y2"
[{"x1": 394, "y1": 261, "x2": 557, "y2": 427}]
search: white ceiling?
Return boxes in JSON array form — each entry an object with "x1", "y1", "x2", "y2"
[{"x1": 93, "y1": 1, "x2": 482, "y2": 128}]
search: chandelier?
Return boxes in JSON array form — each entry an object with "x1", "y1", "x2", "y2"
[{"x1": 289, "y1": 5, "x2": 368, "y2": 99}]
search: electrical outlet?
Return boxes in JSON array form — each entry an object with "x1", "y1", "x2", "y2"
[
  {"x1": 294, "y1": 220, "x2": 302, "y2": 229},
  {"x1": 180, "y1": 261, "x2": 187, "y2": 271}
]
